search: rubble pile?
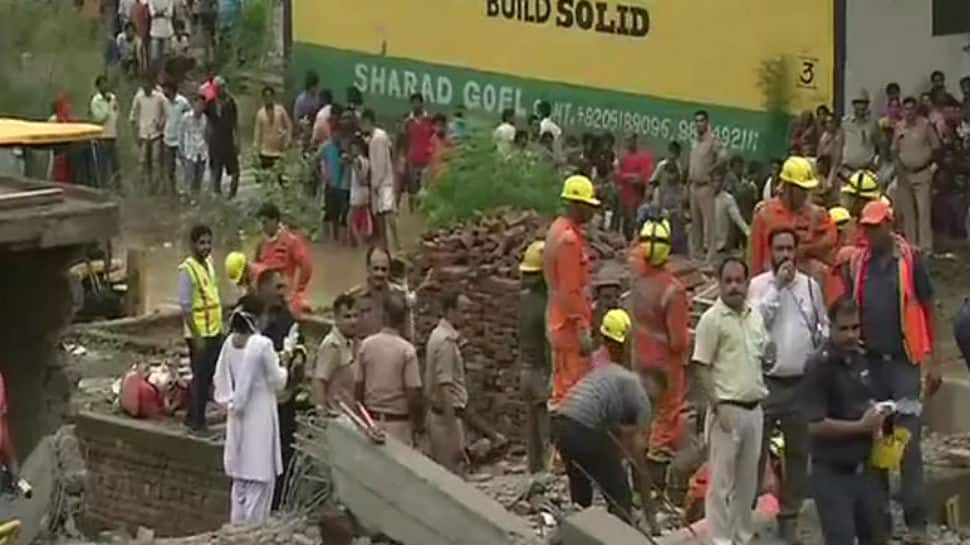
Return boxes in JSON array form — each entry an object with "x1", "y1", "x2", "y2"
[
  {"x1": 924, "y1": 431, "x2": 970, "y2": 468},
  {"x1": 407, "y1": 208, "x2": 707, "y2": 440}
]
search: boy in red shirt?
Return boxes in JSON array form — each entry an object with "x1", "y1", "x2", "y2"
[
  {"x1": 617, "y1": 134, "x2": 655, "y2": 240},
  {"x1": 428, "y1": 113, "x2": 451, "y2": 182},
  {"x1": 403, "y1": 93, "x2": 434, "y2": 212}
]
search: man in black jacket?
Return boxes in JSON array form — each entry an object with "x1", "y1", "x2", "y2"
[{"x1": 802, "y1": 296, "x2": 888, "y2": 545}]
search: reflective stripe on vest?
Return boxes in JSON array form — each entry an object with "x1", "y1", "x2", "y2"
[
  {"x1": 181, "y1": 257, "x2": 222, "y2": 337},
  {"x1": 849, "y1": 237, "x2": 930, "y2": 364}
]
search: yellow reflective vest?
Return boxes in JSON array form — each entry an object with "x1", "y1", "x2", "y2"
[{"x1": 180, "y1": 256, "x2": 223, "y2": 337}]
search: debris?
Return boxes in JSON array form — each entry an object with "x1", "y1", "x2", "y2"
[{"x1": 407, "y1": 208, "x2": 707, "y2": 442}]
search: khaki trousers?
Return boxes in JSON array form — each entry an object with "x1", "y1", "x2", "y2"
[
  {"x1": 706, "y1": 403, "x2": 764, "y2": 545},
  {"x1": 378, "y1": 417, "x2": 414, "y2": 447},
  {"x1": 689, "y1": 182, "x2": 715, "y2": 260},
  {"x1": 895, "y1": 167, "x2": 933, "y2": 253},
  {"x1": 427, "y1": 411, "x2": 466, "y2": 475}
]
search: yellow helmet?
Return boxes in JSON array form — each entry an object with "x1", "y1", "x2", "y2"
[
  {"x1": 560, "y1": 175, "x2": 601, "y2": 207},
  {"x1": 639, "y1": 219, "x2": 672, "y2": 267},
  {"x1": 519, "y1": 240, "x2": 545, "y2": 273},
  {"x1": 842, "y1": 170, "x2": 881, "y2": 200},
  {"x1": 779, "y1": 156, "x2": 819, "y2": 189},
  {"x1": 225, "y1": 251, "x2": 248, "y2": 285},
  {"x1": 828, "y1": 206, "x2": 852, "y2": 227},
  {"x1": 600, "y1": 308, "x2": 632, "y2": 344}
]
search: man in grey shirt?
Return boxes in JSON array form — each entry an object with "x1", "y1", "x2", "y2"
[{"x1": 552, "y1": 309, "x2": 664, "y2": 527}]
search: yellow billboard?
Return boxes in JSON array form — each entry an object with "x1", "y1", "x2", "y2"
[{"x1": 294, "y1": 0, "x2": 833, "y2": 113}]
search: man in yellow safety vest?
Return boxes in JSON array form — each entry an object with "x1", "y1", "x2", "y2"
[{"x1": 179, "y1": 224, "x2": 224, "y2": 434}]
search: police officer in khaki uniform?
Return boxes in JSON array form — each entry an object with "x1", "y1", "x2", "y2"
[
  {"x1": 348, "y1": 247, "x2": 417, "y2": 340},
  {"x1": 687, "y1": 110, "x2": 728, "y2": 260},
  {"x1": 892, "y1": 96, "x2": 941, "y2": 254},
  {"x1": 425, "y1": 291, "x2": 472, "y2": 474},
  {"x1": 838, "y1": 89, "x2": 882, "y2": 173},
  {"x1": 355, "y1": 291, "x2": 424, "y2": 445}
]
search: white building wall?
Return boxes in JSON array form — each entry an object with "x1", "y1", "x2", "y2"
[{"x1": 844, "y1": 0, "x2": 970, "y2": 109}]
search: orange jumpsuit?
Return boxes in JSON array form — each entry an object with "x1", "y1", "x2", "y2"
[
  {"x1": 255, "y1": 227, "x2": 314, "y2": 316},
  {"x1": 628, "y1": 246, "x2": 690, "y2": 457},
  {"x1": 826, "y1": 221, "x2": 867, "y2": 304},
  {"x1": 750, "y1": 197, "x2": 837, "y2": 288},
  {"x1": 543, "y1": 216, "x2": 593, "y2": 407}
]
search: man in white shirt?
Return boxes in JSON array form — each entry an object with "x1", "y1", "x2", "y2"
[
  {"x1": 90, "y1": 75, "x2": 120, "y2": 188},
  {"x1": 129, "y1": 77, "x2": 166, "y2": 189},
  {"x1": 179, "y1": 94, "x2": 209, "y2": 194},
  {"x1": 748, "y1": 226, "x2": 828, "y2": 544},
  {"x1": 360, "y1": 109, "x2": 399, "y2": 250},
  {"x1": 493, "y1": 108, "x2": 517, "y2": 155},
  {"x1": 536, "y1": 100, "x2": 562, "y2": 154},
  {"x1": 161, "y1": 82, "x2": 190, "y2": 194},
  {"x1": 148, "y1": 0, "x2": 175, "y2": 65}
]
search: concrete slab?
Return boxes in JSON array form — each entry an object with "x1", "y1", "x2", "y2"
[
  {"x1": 324, "y1": 417, "x2": 540, "y2": 545},
  {"x1": 560, "y1": 508, "x2": 653, "y2": 545},
  {"x1": 0, "y1": 436, "x2": 54, "y2": 545}
]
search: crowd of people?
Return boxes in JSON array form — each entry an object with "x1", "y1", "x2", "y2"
[
  {"x1": 524, "y1": 158, "x2": 944, "y2": 545},
  {"x1": 169, "y1": 155, "x2": 947, "y2": 545},
  {"x1": 65, "y1": 6, "x2": 970, "y2": 539}
]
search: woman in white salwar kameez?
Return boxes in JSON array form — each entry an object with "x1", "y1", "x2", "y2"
[{"x1": 213, "y1": 295, "x2": 288, "y2": 525}]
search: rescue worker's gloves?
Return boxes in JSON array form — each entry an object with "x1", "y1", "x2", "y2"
[
  {"x1": 225, "y1": 251, "x2": 248, "y2": 285},
  {"x1": 779, "y1": 156, "x2": 819, "y2": 189},
  {"x1": 579, "y1": 328, "x2": 594, "y2": 357},
  {"x1": 561, "y1": 175, "x2": 601, "y2": 207},
  {"x1": 519, "y1": 240, "x2": 545, "y2": 273},
  {"x1": 842, "y1": 169, "x2": 881, "y2": 201},
  {"x1": 639, "y1": 219, "x2": 672, "y2": 267},
  {"x1": 828, "y1": 206, "x2": 852, "y2": 227},
  {"x1": 600, "y1": 309, "x2": 632, "y2": 344}
]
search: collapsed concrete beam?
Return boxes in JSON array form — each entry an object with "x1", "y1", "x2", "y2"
[
  {"x1": 560, "y1": 508, "x2": 653, "y2": 545},
  {"x1": 562, "y1": 494, "x2": 781, "y2": 545},
  {"x1": 325, "y1": 418, "x2": 540, "y2": 545}
]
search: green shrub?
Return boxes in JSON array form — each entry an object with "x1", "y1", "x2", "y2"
[
  {"x1": 0, "y1": 0, "x2": 106, "y2": 119},
  {"x1": 421, "y1": 128, "x2": 561, "y2": 227}
]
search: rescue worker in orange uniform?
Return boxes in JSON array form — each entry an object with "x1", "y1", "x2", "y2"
[
  {"x1": 254, "y1": 203, "x2": 314, "y2": 317},
  {"x1": 839, "y1": 199, "x2": 941, "y2": 544},
  {"x1": 829, "y1": 206, "x2": 852, "y2": 247},
  {"x1": 750, "y1": 156, "x2": 837, "y2": 289},
  {"x1": 628, "y1": 218, "x2": 690, "y2": 501},
  {"x1": 826, "y1": 170, "x2": 884, "y2": 303},
  {"x1": 544, "y1": 175, "x2": 600, "y2": 407}
]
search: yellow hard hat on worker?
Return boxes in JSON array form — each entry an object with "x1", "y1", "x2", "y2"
[
  {"x1": 779, "y1": 156, "x2": 819, "y2": 189},
  {"x1": 639, "y1": 219, "x2": 672, "y2": 267},
  {"x1": 519, "y1": 240, "x2": 545, "y2": 273},
  {"x1": 828, "y1": 206, "x2": 852, "y2": 227},
  {"x1": 600, "y1": 309, "x2": 632, "y2": 344},
  {"x1": 560, "y1": 175, "x2": 601, "y2": 207},
  {"x1": 225, "y1": 251, "x2": 248, "y2": 285},
  {"x1": 842, "y1": 169, "x2": 881, "y2": 200}
]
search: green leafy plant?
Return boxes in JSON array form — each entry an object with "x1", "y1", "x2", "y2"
[
  {"x1": 757, "y1": 55, "x2": 795, "y2": 158},
  {"x1": 421, "y1": 128, "x2": 561, "y2": 227},
  {"x1": 185, "y1": 150, "x2": 320, "y2": 250},
  {"x1": 0, "y1": 0, "x2": 105, "y2": 119}
]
